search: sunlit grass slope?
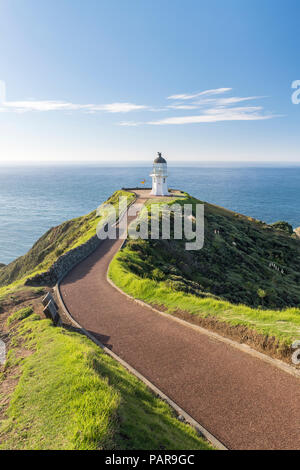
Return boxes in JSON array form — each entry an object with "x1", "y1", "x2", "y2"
[
  {"x1": 109, "y1": 192, "x2": 300, "y2": 346},
  {"x1": 0, "y1": 308, "x2": 211, "y2": 450}
]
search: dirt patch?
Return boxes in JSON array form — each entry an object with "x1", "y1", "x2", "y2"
[
  {"x1": 0, "y1": 365, "x2": 21, "y2": 422},
  {"x1": 0, "y1": 290, "x2": 48, "y2": 426},
  {"x1": 0, "y1": 288, "x2": 47, "y2": 313},
  {"x1": 150, "y1": 303, "x2": 296, "y2": 365}
]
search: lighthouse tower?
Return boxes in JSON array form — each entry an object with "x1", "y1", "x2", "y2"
[{"x1": 150, "y1": 152, "x2": 169, "y2": 196}]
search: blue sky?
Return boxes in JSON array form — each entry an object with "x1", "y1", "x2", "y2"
[{"x1": 0, "y1": 0, "x2": 299, "y2": 163}]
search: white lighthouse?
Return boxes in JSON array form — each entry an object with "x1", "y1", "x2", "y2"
[{"x1": 150, "y1": 152, "x2": 169, "y2": 196}]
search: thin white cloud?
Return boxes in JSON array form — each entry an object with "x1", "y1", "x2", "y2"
[
  {"x1": 167, "y1": 96, "x2": 266, "y2": 110},
  {"x1": 0, "y1": 80, "x2": 279, "y2": 125},
  {"x1": 3, "y1": 100, "x2": 148, "y2": 113},
  {"x1": 167, "y1": 88, "x2": 232, "y2": 100},
  {"x1": 123, "y1": 106, "x2": 280, "y2": 126},
  {"x1": 0, "y1": 82, "x2": 148, "y2": 114},
  {"x1": 88, "y1": 102, "x2": 148, "y2": 113},
  {"x1": 167, "y1": 104, "x2": 198, "y2": 110},
  {"x1": 193, "y1": 96, "x2": 267, "y2": 106},
  {"x1": 119, "y1": 121, "x2": 143, "y2": 126},
  {"x1": 119, "y1": 93, "x2": 278, "y2": 126},
  {"x1": 4, "y1": 100, "x2": 82, "y2": 112}
]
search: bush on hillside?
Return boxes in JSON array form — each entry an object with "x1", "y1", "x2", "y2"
[
  {"x1": 271, "y1": 221, "x2": 293, "y2": 235},
  {"x1": 122, "y1": 196, "x2": 300, "y2": 310}
]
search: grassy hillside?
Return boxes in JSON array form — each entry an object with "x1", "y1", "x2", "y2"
[
  {"x1": 0, "y1": 190, "x2": 135, "y2": 294},
  {"x1": 109, "y1": 193, "x2": 300, "y2": 349},
  {"x1": 0, "y1": 307, "x2": 211, "y2": 450},
  {"x1": 1, "y1": 189, "x2": 299, "y2": 449}
]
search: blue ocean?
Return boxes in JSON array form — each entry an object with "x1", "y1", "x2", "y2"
[{"x1": 0, "y1": 164, "x2": 299, "y2": 265}]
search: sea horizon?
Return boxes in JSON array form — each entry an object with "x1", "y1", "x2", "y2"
[
  {"x1": 1, "y1": 161, "x2": 300, "y2": 167},
  {"x1": 1, "y1": 163, "x2": 299, "y2": 265}
]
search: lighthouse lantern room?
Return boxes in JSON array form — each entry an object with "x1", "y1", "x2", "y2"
[{"x1": 150, "y1": 152, "x2": 169, "y2": 196}]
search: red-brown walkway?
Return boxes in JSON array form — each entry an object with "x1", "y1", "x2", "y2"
[{"x1": 60, "y1": 196, "x2": 300, "y2": 450}]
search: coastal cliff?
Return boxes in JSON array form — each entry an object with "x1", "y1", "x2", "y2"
[
  {"x1": 1, "y1": 189, "x2": 300, "y2": 352},
  {"x1": 1, "y1": 189, "x2": 300, "y2": 450}
]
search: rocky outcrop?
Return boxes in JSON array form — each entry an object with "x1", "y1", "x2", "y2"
[
  {"x1": 294, "y1": 227, "x2": 300, "y2": 238},
  {"x1": 25, "y1": 234, "x2": 102, "y2": 287}
]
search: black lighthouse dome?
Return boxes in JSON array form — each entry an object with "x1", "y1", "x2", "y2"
[{"x1": 154, "y1": 152, "x2": 167, "y2": 164}]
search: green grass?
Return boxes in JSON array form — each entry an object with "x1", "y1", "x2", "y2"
[
  {"x1": 0, "y1": 190, "x2": 135, "y2": 296},
  {"x1": 6, "y1": 306, "x2": 33, "y2": 326},
  {"x1": 0, "y1": 308, "x2": 211, "y2": 450},
  {"x1": 109, "y1": 192, "x2": 300, "y2": 346},
  {"x1": 109, "y1": 252, "x2": 300, "y2": 345}
]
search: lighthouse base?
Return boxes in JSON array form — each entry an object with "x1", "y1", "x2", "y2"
[{"x1": 150, "y1": 176, "x2": 169, "y2": 196}]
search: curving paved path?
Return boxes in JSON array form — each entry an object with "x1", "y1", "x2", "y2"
[{"x1": 60, "y1": 193, "x2": 300, "y2": 450}]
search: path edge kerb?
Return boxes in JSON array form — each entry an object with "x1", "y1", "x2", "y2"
[
  {"x1": 107, "y1": 217, "x2": 300, "y2": 382},
  {"x1": 54, "y1": 194, "x2": 227, "y2": 451},
  {"x1": 54, "y1": 282, "x2": 226, "y2": 450},
  {"x1": 107, "y1": 271, "x2": 300, "y2": 381},
  {"x1": 54, "y1": 192, "x2": 300, "y2": 450}
]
